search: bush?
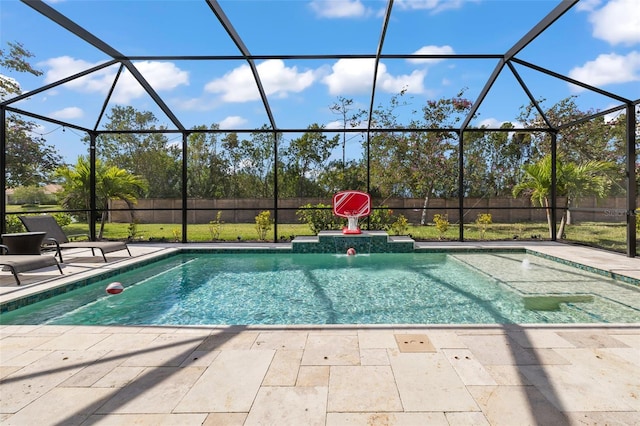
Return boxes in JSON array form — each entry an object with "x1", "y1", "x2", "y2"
[
  {"x1": 390, "y1": 214, "x2": 409, "y2": 235},
  {"x1": 209, "y1": 211, "x2": 223, "y2": 240},
  {"x1": 366, "y1": 207, "x2": 394, "y2": 231},
  {"x1": 433, "y1": 214, "x2": 449, "y2": 240},
  {"x1": 4, "y1": 215, "x2": 24, "y2": 233},
  {"x1": 296, "y1": 203, "x2": 342, "y2": 234},
  {"x1": 52, "y1": 212, "x2": 72, "y2": 227},
  {"x1": 255, "y1": 210, "x2": 272, "y2": 240},
  {"x1": 475, "y1": 213, "x2": 492, "y2": 240}
]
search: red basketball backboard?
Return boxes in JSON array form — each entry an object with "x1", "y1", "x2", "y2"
[{"x1": 332, "y1": 190, "x2": 371, "y2": 218}]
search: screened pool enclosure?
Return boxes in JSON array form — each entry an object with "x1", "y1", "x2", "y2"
[{"x1": 1, "y1": 0, "x2": 638, "y2": 255}]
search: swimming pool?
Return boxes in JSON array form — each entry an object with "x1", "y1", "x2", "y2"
[{"x1": 1, "y1": 251, "x2": 639, "y2": 325}]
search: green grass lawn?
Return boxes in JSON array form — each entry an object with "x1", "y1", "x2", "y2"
[{"x1": 56, "y1": 220, "x2": 635, "y2": 254}]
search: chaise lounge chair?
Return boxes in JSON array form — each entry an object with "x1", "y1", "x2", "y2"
[
  {"x1": 19, "y1": 215, "x2": 131, "y2": 263},
  {"x1": 0, "y1": 245, "x2": 63, "y2": 285}
]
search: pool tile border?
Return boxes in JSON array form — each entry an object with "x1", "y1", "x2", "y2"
[{"x1": 1, "y1": 246, "x2": 638, "y2": 316}]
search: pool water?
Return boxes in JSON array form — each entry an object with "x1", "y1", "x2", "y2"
[{"x1": 1, "y1": 252, "x2": 639, "y2": 325}]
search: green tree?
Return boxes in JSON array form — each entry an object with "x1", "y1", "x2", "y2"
[
  {"x1": 517, "y1": 96, "x2": 628, "y2": 195},
  {"x1": 95, "y1": 106, "x2": 180, "y2": 197},
  {"x1": 1, "y1": 42, "x2": 62, "y2": 187},
  {"x1": 221, "y1": 132, "x2": 243, "y2": 197},
  {"x1": 369, "y1": 90, "x2": 472, "y2": 224},
  {"x1": 317, "y1": 159, "x2": 366, "y2": 195},
  {"x1": 56, "y1": 156, "x2": 148, "y2": 238},
  {"x1": 512, "y1": 154, "x2": 614, "y2": 238},
  {"x1": 187, "y1": 125, "x2": 230, "y2": 198},
  {"x1": 464, "y1": 123, "x2": 534, "y2": 197},
  {"x1": 283, "y1": 124, "x2": 340, "y2": 197},
  {"x1": 238, "y1": 126, "x2": 278, "y2": 198}
]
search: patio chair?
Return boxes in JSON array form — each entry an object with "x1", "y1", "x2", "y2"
[
  {"x1": 0, "y1": 244, "x2": 63, "y2": 285},
  {"x1": 19, "y1": 215, "x2": 131, "y2": 263}
]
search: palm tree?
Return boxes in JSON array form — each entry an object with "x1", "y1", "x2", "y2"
[
  {"x1": 558, "y1": 159, "x2": 615, "y2": 237},
  {"x1": 513, "y1": 154, "x2": 614, "y2": 239},
  {"x1": 56, "y1": 156, "x2": 148, "y2": 239}
]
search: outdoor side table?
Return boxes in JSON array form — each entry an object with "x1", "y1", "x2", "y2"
[{"x1": 1, "y1": 232, "x2": 47, "y2": 255}]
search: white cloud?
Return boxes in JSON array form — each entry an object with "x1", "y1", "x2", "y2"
[
  {"x1": 325, "y1": 120, "x2": 344, "y2": 129},
  {"x1": 323, "y1": 58, "x2": 426, "y2": 95},
  {"x1": 407, "y1": 45, "x2": 455, "y2": 65},
  {"x1": 41, "y1": 56, "x2": 113, "y2": 91},
  {"x1": 395, "y1": 0, "x2": 469, "y2": 14},
  {"x1": 587, "y1": 0, "x2": 640, "y2": 45},
  {"x1": 39, "y1": 57, "x2": 189, "y2": 103},
  {"x1": 575, "y1": 0, "x2": 602, "y2": 12},
  {"x1": 309, "y1": 0, "x2": 369, "y2": 18},
  {"x1": 323, "y1": 59, "x2": 374, "y2": 94},
  {"x1": 219, "y1": 116, "x2": 248, "y2": 128},
  {"x1": 477, "y1": 118, "x2": 521, "y2": 129},
  {"x1": 379, "y1": 69, "x2": 426, "y2": 94},
  {"x1": 113, "y1": 61, "x2": 189, "y2": 103},
  {"x1": 568, "y1": 51, "x2": 640, "y2": 90},
  {"x1": 325, "y1": 119, "x2": 367, "y2": 130},
  {"x1": 50, "y1": 106, "x2": 83, "y2": 120},
  {"x1": 205, "y1": 60, "x2": 315, "y2": 102}
]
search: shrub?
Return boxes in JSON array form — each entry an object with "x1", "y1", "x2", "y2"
[
  {"x1": 433, "y1": 214, "x2": 449, "y2": 240},
  {"x1": 4, "y1": 215, "x2": 24, "y2": 233},
  {"x1": 390, "y1": 214, "x2": 409, "y2": 235},
  {"x1": 475, "y1": 213, "x2": 492, "y2": 239},
  {"x1": 366, "y1": 207, "x2": 394, "y2": 231},
  {"x1": 52, "y1": 212, "x2": 72, "y2": 227},
  {"x1": 296, "y1": 203, "x2": 342, "y2": 234},
  {"x1": 255, "y1": 210, "x2": 272, "y2": 240},
  {"x1": 209, "y1": 211, "x2": 223, "y2": 240}
]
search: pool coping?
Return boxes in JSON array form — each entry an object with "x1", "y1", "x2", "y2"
[{"x1": 1, "y1": 243, "x2": 639, "y2": 315}]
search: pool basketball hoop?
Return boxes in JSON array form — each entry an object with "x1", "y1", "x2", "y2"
[{"x1": 333, "y1": 190, "x2": 371, "y2": 234}]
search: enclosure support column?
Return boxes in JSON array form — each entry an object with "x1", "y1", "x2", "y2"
[
  {"x1": 626, "y1": 103, "x2": 636, "y2": 257},
  {"x1": 89, "y1": 133, "x2": 97, "y2": 240},
  {"x1": 0, "y1": 107, "x2": 6, "y2": 235},
  {"x1": 182, "y1": 132, "x2": 188, "y2": 243},
  {"x1": 366, "y1": 131, "x2": 371, "y2": 229},
  {"x1": 550, "y1": 131, "x2": 557, "y2": 241},
  {"x1": 458, "y1": 131, "x2": 464, "y2": 241},
  {"x1": 273, "y1": 131, "x2": 278, "y2": 242}
]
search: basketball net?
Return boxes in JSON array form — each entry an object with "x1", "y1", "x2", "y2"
[{"x1": 347, "y1": 215, "x2": 359, "y2": 232}]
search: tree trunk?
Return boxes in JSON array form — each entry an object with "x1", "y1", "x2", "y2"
[
  {"x1": 544, "y1": 198, "x2": 553, "y2": 239},
  {"x1": 99, "y1": 210, "x2": 107, "y2": 240},
  {"x1": 557, "y1": 213, "x2": 567, "y2": 239},
  {"x1": 557, "y1": 197, "x2": 570, "y2": 239},
  {"x1": 420, "y1": 193, "x2": 430, "y2": 226}
]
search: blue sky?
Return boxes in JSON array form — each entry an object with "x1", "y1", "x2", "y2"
[{"x1": 1, "y1": 0, "x2": 639, "y2": 162}]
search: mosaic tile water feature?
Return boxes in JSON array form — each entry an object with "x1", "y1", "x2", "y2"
[{"x1": 292, "y1": 231, "x2": 415, "y2": 254}]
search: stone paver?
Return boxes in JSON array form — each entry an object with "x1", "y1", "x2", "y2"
[{"x1": 0, "y1": 324, "x2": 638, "y2": 424}]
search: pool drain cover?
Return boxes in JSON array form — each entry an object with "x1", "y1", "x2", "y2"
[{"x1": 394, "y1": 334, "x2": 436, "y2": 353}]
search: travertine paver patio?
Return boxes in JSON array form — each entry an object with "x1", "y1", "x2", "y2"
[
  {"x1": 1, "y1": 242, "x2": 639, "y2": 425},
  {"x1": 1, "y1": 324, "x2": 639, "y2": 425}
]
